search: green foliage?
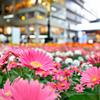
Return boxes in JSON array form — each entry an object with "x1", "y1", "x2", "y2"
[
  {"x1": 0, "y1": 70, "x2": 8, "y2": 88},
  {"x1": 94, "y1": 63, "x2": 100, "y2": 68},
  {"x1": 60, "y1": 85, "x2": 100, "y2": 100},
  {"x1": 0, "y1": 66, "x2": 100, "y2": 100},
  {"x1": 8, "y1": 67, "x2": 35, "y2": 82},
  {"x1": 0, "y1": 67, "x2": 53, "y2": 88}
]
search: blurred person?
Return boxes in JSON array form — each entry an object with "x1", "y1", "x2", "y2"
[
  {"x1": 96, "y1": 33, "x2": 100, "y2": 43},
  {"x1": 0, "y1": 34, "x2": 7, "y2": 43},
  {"x1": 72, "y1": 34, "x2": 79, "y2": 42},
  {"x1": 20, "y1": 35, "x2": 28, "y2": 43},
  {"x1": 5, "y1": 37, "x2": 9, "y2": 43},
  {"x1": 79, "y1": 32, "x2": 88, "y2": 43}
]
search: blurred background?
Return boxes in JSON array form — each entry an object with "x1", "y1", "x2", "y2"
[{"x1": 0, "y1": 0, "x2": 100, "y2": 44}]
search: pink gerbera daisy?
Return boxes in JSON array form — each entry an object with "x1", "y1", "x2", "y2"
[
  {"x1": 11, "y1": 79, "x2": 57, "y2": 100},
  {"x1": 48, "y1": 81, "x2": 70, "y2": 91},
  {"x1": 0, "y1": 78, "x2": 57, "y2": 100},
  {"x1": 88, "y1": 53, "x2": 100, "y2": 67},
  {"x1": 7, "y1": 61, "x2": 20, "y2": 71},
  {"x1": 0, "y1": 51, "x2": 10, "y2": 66},
  {"x1": 19, "y1": 49, "x2": 54, "y2": 71},
  {"x1": 0, "y1": 79, "x2": 12, "y2": 100},
  {"x1": 8, "y1": 46, "x2": 25, "y2": 57},
  {"x1": 74, "y1": 84, "x2": 84, "y2": 93},
  {"x1": 81, "y1": 67, "x2": 100, "y2": 87},
  {"x1": 56, "y1": 81, "x2": 70, "y2": 91}
]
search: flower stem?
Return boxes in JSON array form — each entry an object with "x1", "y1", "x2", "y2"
[{"x1": 96, "y1": 85, "x2": 100, "y2": 100}]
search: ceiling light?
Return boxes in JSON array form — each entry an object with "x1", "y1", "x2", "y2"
[
  {"x1": 3, "y1": 14, "x2": 14, "y2": 19},
  {"x1": 29, "y1": 26, "x2": 34, "y2": 32},
  {"x1": 51, "y1": 6, "x2": 57, "y2": 11},
  {"x1": 6, "y1": 27, "x2": 12, "y2": 34},
  {"x1": 21, "y1": 16, "x2": 26, "y2": 21},
  {"x1": 38, "y1": 0, "x2": 42, "y2": 4},
  {"x1": 28, "y1": 0, "x2": 36, "y2": 4}
]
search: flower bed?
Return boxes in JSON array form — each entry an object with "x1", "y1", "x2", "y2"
[{"x1": 0, "y1": 43, "x2": 100, "y2": 100}]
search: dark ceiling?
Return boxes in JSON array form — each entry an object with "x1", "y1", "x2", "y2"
[
  {"x1": 0, "y1": 0, "x2": 11, "y2": 4},
  {"x1": 0, "y1": 0, "x2": 21, "y2": 14},
  {"x1": 0, "y1": 0, "x2": 21, "y2": 4}
]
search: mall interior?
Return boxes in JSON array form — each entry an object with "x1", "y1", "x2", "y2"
[
  {"x1": 0, "y1": 0, "x2": 100, "y2": 100},
  {"x1": 0, "y1": 0, "x2": 100, "y2": 44}
]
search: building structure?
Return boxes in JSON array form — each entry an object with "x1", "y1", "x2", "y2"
[
  {"x1": 0, "y1": 0, "x2": 98, "y2": 43},
  {"x1": 65, "y1": 0, "x2": 98, "y2": 41}
]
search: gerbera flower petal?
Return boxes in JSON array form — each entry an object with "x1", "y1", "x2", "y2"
[{"x1": 19, "y1": 49, "x2": 54, "y2": 71}]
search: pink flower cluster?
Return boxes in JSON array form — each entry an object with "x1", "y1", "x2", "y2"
[
  {"x1": 88, "y1": 53, "x2": 100, "y2": 67},
  {"x1": 81, "y1": 67, "x2": 100, "y2": 88},
  {"x1": 0, "y1": 78, "x2": 57, "y2": 100},
  {"x1": 0, "y1": 45, "x2": 100, "y2": 95},
  {"x1": 48, "y1": 68, "x2": 72, "y2": 91}
]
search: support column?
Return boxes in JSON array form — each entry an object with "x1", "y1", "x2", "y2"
[
  {"x1": 1, "y1": 4, "x2": 5, "y2": 14},
  {"x1": 25, "y1": 13, "x2": 30, "y2": 42},
  {"x1": 64, "y1": 28, "x2": 68, "y2": 42},
  {"x1": 12, "y1": 0, "x2": 16, "y2": 13},
  {"x1": 34, "y1": 11, "x2": 40, "y2": 43},
  {"x1": 34, "y1": 24, "x2": 40, "y2": 43}
]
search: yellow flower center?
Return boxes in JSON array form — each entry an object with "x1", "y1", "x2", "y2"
[
  {"x1": 61, "y1": 83, "x2": 65, "y2": 87},
  {"x1": 64, "y1": 77, "x2": 67, "y2": 80},
  {"x1": 42, "y1": 71, "x2": 45, "y2": 74},
  {"x1": 31, "y1": 61, "x2": 42, "y2": 68},
  {"x1": 92, "y1": 76, "x2": 98, "y2": 82},
  {"x1": 5, "y1": 91, "x2": 12, "y2": 97}
]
